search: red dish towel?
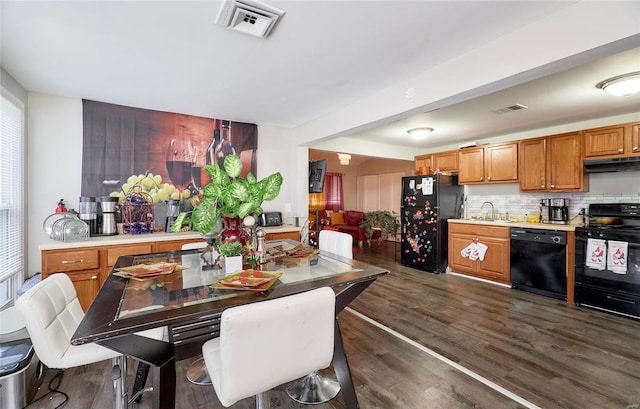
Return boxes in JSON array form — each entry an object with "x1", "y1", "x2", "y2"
[{"x1": 607, "y1": 240, "x2": 628, "y2": 274}]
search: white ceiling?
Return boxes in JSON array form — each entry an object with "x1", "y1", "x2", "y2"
[{"x1": 2, "y1": 1, "x2": 639, "y2": 154}]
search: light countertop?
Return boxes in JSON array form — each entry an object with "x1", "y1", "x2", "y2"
[
  {"x1": 39, "y1": 225, "x2": 301, "y2": 251},
  {"x1": 448, "y1": 218, "x2": 581, "y2": 232}
]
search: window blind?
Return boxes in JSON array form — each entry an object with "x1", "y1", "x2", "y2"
[{"x1": 0, "y1": 88, "x2": 25, "y2": 304}]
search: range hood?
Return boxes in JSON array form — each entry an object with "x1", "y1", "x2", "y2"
[{"x1": 583, "y1": 156, "x2": 640, "y2": 173}]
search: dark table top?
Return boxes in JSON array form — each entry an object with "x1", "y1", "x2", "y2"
[{"x1": 72, "y1": 240, "x2": 389, "y2": 346}]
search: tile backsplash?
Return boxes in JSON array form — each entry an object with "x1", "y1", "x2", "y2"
[
  {"x1": 466, "y1": 192, "x2": 640, "y2": 223},
  {"x1": 463, "y1": 172, "x2": 640, "y2": 223}
]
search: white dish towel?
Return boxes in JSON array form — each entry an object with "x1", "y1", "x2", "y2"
[
  {"x1": 470, "y1": 242, "x2": 488, "y2": 261},
  {"x1": 607, "y1": 240, "x2": 628, "y2": 274},
  {"x1": 461, "y1": 242, "x2": 489, "y2": 261},
  {"x1": 585, "y1": 238, "x2": 606, "y2": 270},
  {"x1": 461, "y1": 243, "x2": 474, "y2": 259}
]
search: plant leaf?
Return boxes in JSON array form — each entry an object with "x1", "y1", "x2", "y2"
[
  {"x1": 191, "y1": 198, "x2": 221, "y2": 234},
  {"x1": 245, "y1": 172, "x2": 257, "y2": 184},
  {"x1": 223, "y1": 155, "x2": 242, "y2": 178},
  {"x1": 228, "y1": 179, "x2": 249, "y2": 202},
  {"x1": 261, "y1": 172, "x2": 283, "y2": 201}
]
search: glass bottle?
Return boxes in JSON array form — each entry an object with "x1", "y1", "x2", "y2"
[
  {"x1": 214, "y1": 120, "x2": 236, "y2": 170},
  {"x1": 206, "y1": 120, "x2": 221, "y2": 167}
]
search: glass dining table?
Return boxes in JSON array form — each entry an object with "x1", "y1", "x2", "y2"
[{"x1": 72, "y1": 240, "x2": 389, "y2": 409}]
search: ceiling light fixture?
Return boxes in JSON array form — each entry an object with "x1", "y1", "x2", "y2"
[
  {"x1": 407, "y1": 127, "x2": 434, "y2": 140},
  {"x1": 337, "y1": 153, "x2": 351, "y2": 165},
  {"x1": 596, "y1": 71, "x2": 640, "y2": 96}
]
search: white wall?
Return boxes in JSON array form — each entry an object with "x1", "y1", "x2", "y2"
[
  {"x1": 27, "y1": 94, "x2": 83, "y2": 274},
  {"x1": 255, "y1": 124, "x2": 300, "y2": 225}
]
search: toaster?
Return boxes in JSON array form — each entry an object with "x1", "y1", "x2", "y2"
[{"x1": 258, "y1": 212, "x2": 283, "y2": 227}]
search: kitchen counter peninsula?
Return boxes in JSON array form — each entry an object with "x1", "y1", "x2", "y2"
[{"x1": 39, "y1": 226, "x2": 302, "y2": 310}]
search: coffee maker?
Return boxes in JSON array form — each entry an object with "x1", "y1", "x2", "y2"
[
  {"x1": 165, "y1": 199, "x2": 180, "y2": 232},
  {"x1": 97, "y1": 196, "x2": 118, "y2": 235},
  {"x1": 79, "y1": 196, "x2": 98, "y2": 236},
  {"x1": 540, "y1": 198, "x2": 569, "y2": 225}
]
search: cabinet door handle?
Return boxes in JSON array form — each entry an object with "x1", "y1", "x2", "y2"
[
  {"x1": 618, "y1": 148, "x2": 624, "y2": 153},
  {"x1": 550, "y1": 184, "x2": 555, "y2": 188},
  {"x1": 540, "y1": 185, "x2": 545, "y2": 188},
  {"x1": 633, "y1": 146, "x2": 638, "y2": 152},
  {"x1": 62, "y1": 259, "x2": 84, "y2": 264},
  {"x1": 487, "y1": 176, "x2": 491, "y2": 181},
  {"x1": 480, "y1": 176, "x2": 484, "y2": 181},
  {"x1": 91, "y1": 276, "x2": 98, "y2": 280}
]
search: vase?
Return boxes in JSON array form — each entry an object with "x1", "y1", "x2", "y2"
[
  {"x1": 219, "y1": 216, "x2": 250, "y2": 246},
  {"x1": 224, "y1": 255, "x2": 243, "y2": 276}
]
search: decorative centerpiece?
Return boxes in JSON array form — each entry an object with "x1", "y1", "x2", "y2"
[
  {"x1": 173, "y1": 155, "x2": 283, "y2": 263},
  {"x1": 218, "y1": 241, "x2": 243, "y2": 275}
]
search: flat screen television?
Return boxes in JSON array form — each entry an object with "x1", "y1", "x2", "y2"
[{"x1": 308, "y1": 159, "x2": 327, "y2": 193}]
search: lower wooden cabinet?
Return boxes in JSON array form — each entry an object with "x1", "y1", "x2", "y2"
[
  {"x1": 67, "y1": 271, "x2": 101, "y2": 312},
  {"x1": 448, "y1": 223, "x2": 510, "y2": 285},
  {"x1": 41, "y1": 235, "x2": 205, "y2": 311},
  {"x1": 264, "y1": 230, "x2": 300, "y2": 241}
]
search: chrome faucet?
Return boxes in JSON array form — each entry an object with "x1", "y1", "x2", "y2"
[{"x1": 480, "y1": 201, "x2": 495, "y2": 220}]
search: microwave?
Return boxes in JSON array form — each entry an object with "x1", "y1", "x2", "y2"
[{"x1": 258, "y1": 212, "x2": 282, "y2": 227}]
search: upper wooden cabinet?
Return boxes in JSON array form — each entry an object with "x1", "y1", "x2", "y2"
[
  {"x1": 458, "y1": 143, "x2": 518, "y2": 184},
  {"x1": 413, "y1": 153, "x2": 432, "y2": 175},
  {"x1": 519, "y1": 131, "x2": 587, "y2": 192},
  {"x1": 432, "y1": 150, "x2": 459, "y2": 172},
  {"x1": 583, "y1": 122, "x2": 640, "y2": 158},
  {"x1": 413, "y1": 150, "x2": 458, "y2": 174}
]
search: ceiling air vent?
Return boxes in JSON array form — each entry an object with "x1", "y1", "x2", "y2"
[
  {"x1": 491, "y1": 104, "x2": 529, "y2": 115},
  {"x1": 215, "y1": 0, "x2": 285, "y2": 39}
]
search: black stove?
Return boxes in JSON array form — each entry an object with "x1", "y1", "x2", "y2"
[{"x1": 575, "y1": 203, "x2": 640, "y2": 320}]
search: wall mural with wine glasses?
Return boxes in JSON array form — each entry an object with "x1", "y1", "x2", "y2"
[{"x1": 80, "y1": 99, "x2": 258, "y2": 205}]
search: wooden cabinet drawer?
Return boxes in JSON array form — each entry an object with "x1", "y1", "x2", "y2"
[
  {"x1": 265, "y1": 231, "x2": 300, "y2": 241},
  {"x1": 449, "y1": 223, "x2": 509, "y2": 239},
  {"x1": 107, "y1": 244, "x2": 153, "y2": 267},
  {"x1": 43, "y1": 249, "x2": 100, "y2": 273},
  {"x1": 155, "y1": 239, "x2": 204, "y2": 253}
]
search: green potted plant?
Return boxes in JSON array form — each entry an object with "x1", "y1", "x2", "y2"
[
  {"x1": 218, "y1": 241, "x2": 243, "y2": 275},
  {"x1": 172, "y1": 155, "x2": 283, "y2": 237},
  {"x1": 360, "y1": 210, "x2": 398, "y2": 246}
]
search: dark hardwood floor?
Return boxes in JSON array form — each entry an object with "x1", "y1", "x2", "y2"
[{"x1": 27, "y1": 242, "x2": 640, "y2": 409}]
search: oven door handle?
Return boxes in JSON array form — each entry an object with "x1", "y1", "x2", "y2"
[{"x1": 606, "y1": 295, "x2": 636, "y2": 305}]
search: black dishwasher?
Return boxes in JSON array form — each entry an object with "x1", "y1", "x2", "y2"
[{"x1": 510, "y1": 228, "x2": 567, "y2": 300}]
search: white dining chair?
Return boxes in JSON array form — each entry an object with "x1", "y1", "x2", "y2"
[
  {"x1": 202, "y1": 287, "x2": 336, "y2": 408},
  {"x1": 318, "y1": 229, "x2": 353, "y2": 259},
  {"x1": 284, "y1": 230, "x2": 352, "y2": 404},
  {"x1": 15, "y1": 273, "x2": 163, "y2": 409},
  {"x1": 181, "y1": 241, "x2": 208, "y2": 250}
]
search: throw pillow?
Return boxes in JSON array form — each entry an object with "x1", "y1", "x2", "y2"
[
  {"x1": 330, "y1": 212, "x2": 345, "y2": 225},
  {"x1": 344, "y1": 211, "x2": 364, "y2": 225}
]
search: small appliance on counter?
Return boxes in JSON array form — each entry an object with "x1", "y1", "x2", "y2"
[
  {"x1": 79, "y1": 196, "x2": 98, "y2": 236},
  {"x1": 97, "y1": 196, "x2": 118, "y2": 235},
  {"x1": 540, "y1": 198, "x2": 569, "y2": 224},
  {"x1": 258, "y1": 212, "x2": 283, "y2": 227},
  {"x1": 165, "y1": 199, "x2": 180, "y2": 232}
]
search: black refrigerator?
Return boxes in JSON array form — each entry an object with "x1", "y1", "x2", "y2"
[{"x1": 400, "y1": 174, "x2": 463, "y2": 273}]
